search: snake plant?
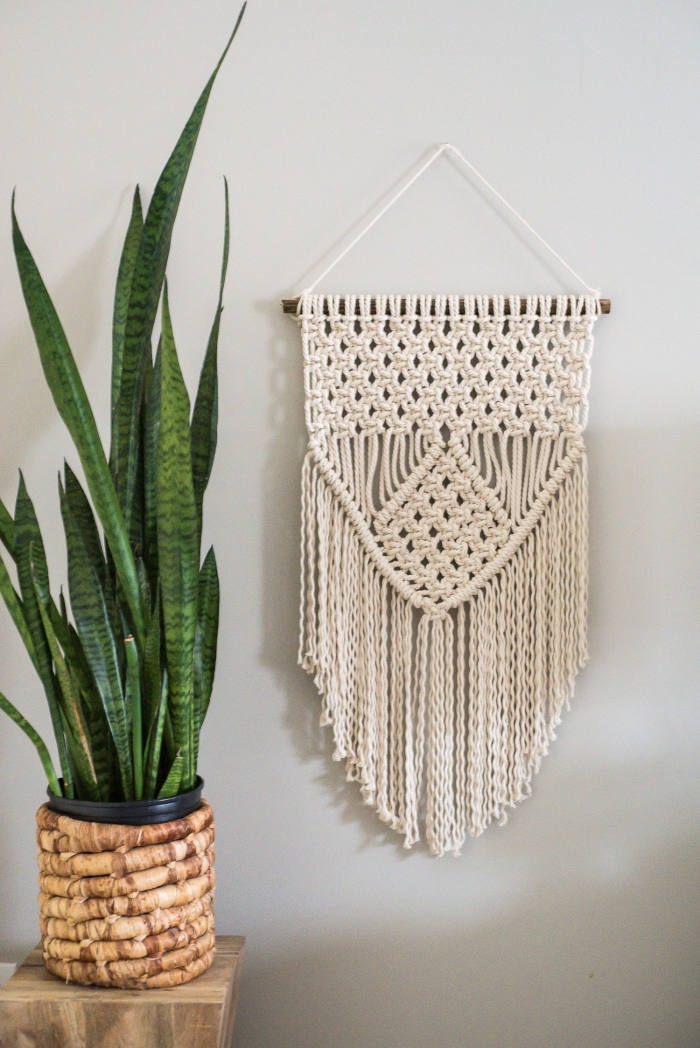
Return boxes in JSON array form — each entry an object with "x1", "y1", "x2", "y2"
[{"x1": 0, "y1": 6, "x2": 245, "y2": 801}]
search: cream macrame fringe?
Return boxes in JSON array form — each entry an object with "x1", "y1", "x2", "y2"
[{"x1": 300, "y1": 450, "x2": 587, "y2": 856}]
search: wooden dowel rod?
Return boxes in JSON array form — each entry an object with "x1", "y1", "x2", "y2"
[{"x1": 282, "y1": 296, "x2": 610, "y2": 317}]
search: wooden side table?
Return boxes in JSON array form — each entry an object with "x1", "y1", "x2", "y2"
[{"x1": 0, "y1": 934, "x2": 244, "y2": 1048}]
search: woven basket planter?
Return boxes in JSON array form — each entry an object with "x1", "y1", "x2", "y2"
[{"x1": 35, "y1": 800, "x2": 216, "y2": 989}]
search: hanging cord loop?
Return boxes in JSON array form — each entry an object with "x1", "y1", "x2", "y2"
[{"x1": 302, "y1": 143, "x2": 600, "y2": 297}]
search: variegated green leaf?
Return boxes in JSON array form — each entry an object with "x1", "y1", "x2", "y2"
[
  {"x1": 0, "y1": 496, "x2": 14, "y2": 558},
  {"x1": 129, "y1": 344, "x2": 152, "y2": 556},
  {"x1": 52, "y1": 590, "x2": 111, "y2": 751},
  {"x1": 143, "y1": 579, "x2": 161, "y2": 736},
  {"x1": 50, "y1": 602, "x2": 91, "y2": 698},
  {"x1": 125, "y1": 636, "x2": 143, "y2": 800},
  {"x1": 60, "y1": 478, "x2": 134, "y2": 799},
  {"x1": 143, "y1": 340, "x2": 161, "y2": 593},
  {"x1": 157, "y1": 284, "x2": 199, "y2": 790},
  {"x1": 0, "y1": 552, "x2": 37, "y2": 672},
  {"x1": 14, "y1": 474, "x2": 72, "y2": 793},
  {"x1": 0, "y1": 690, "x2": 61, "y2": 796},
  {"x1": 163, "y1": 705, "x2": 176, "y2": 769},
  {"x1": 62, "y1": 463, "x2": 124, "y2": 694},
  {"x1": 111, "y1": 187, "x2": 143, "y2": 447},
  {"x1": 191, "y1": 179, "x2": 229, "y2": 544},
  {"x1": 32, "y1": 558, "x2": 100, "y2": 801},
  {"x1": 48, "y1": 595, "x2": 115, "y2": 794},
  {"x1": 144, "y1": 669, "x2": 167, "y2": 800},
  {"x1": 114, "y1": 6, "x2": 245, "y2": 549},
  {"x1": 193, "y1": 546, "x2": 219, "y2": 769},
  {"x1": 11, "y1": 204, "x2": 145, "y2": 649},
  {"x1": 135, "y1": 557, "x2": 151, "y2": 620},
  {"x1": 157, "y1": 753, "x2": 183, "y2": 799},
  {"x1": 64, "y1": 655, "x2": 114, "y2": 799},
  {"x1": 63, "y1": 463, "x2": 106, "y2": 585}
]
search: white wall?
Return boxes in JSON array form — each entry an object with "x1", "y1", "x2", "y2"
[{"x1": 1, "y1": 2, "x2": 699, "y2": 1045}]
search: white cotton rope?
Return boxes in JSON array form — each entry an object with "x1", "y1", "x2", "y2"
[
  {"x1": 295, "y1": 293, "x2": 598, "y2": 856},
  {"x1": 303, "y1": 143, "x2": 600, "y2": 297}
]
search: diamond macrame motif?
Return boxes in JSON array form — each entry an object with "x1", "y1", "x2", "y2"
[{"x1": 373, "y1": 444, "x2": 512, "y2": 605}]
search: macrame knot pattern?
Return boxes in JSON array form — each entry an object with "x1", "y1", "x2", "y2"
[{"x1": 297, "y1": 293, "x2": 597, "y2": 855}]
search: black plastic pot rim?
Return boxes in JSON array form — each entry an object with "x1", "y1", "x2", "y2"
[{"x1": 46, "y1": 776, "x2": 205, "y2": 826}]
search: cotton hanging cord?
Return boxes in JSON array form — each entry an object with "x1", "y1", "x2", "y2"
[
  {"x1": 304, "y1": 144, "x2": 448, "y2": 295},
  {"x1": 303, "y1": 143, "x2": 600, "y2": 297},
  {"x1": 443, "y1": 145, "x2": 600, "y2": 296}
]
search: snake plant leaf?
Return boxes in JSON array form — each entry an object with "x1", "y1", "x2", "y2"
[
  {"x1": 191, "y1": 179, "x2": 229, "y2": 544},
  {"x1": 157, "y1": 752, "x2": 183, "y2": 799},
  {"x1": 11, "y1": 202, "x2": 145, "y2": 650},
  {"x1": 68, "y1": 621, "x2": 112, "y2": 712},
  {"x1": 194, "y1": 546, "x2": 219, "y2": 752},
  {"x1": 50, "y1": 601, "x2": 77, "y2": 660},
  {"x1": 0, "y1": 553, "x2": 38, "y2": 672},
  {"x1": 60, "y1": 478, "x2": 134, "y2": 799},
  {"x1": 163, "y1": 704, "x2": 176, "y2": 769},
  {"x1": 0, "y1": 690, "x2": 61, "y2": 796},
  {"x1": 63, "y1": 463, "x2": 106, "y2": 586},
  {"x1": 14, "y1": 474, "x2": 72, "y2": 793},
  {"x1": 0, "y1": 496, "x2": 14, "y2": 558},
  {"x1": 80, "y1": 685, "x2": 118, "y2": 800},
  {"x1": 48, "y1": 605, "x2": 114, "y2": 798},
  {"x1": 216, "y1": 177, "x2": 230, "y2": 300},
  {"x1": 66, "y1": 625, "x2": 99, "y2": 701},
  {"x1": 0, "y1": 565, "x2": 99, "y2": 782},
  {"x1": 157, "y1": 284, "x2": 199, "y2": 790},
  {"x1": 127, "y1": 344, "x2": 152, "y2": 557},
  {"x1": 32, "y1": 559, "x2": 100, "y2": 801},
  {"x1": 144, "y1": 667, "x2": 167, "y2": 799},
  {"x1": 125, "y1": 636, "x2": 143, "y2": 800},
  {"x1": 63, "y1": 463, "x2": 124, "y2": 678},
  {"x1": 50, "y1": 593, "x2": 103, "y2": 719},
  {"x1": 58, "y1": 706, "x2": 83, "y2": 798},
  {"x1": 135, "y1": 557, "x2": 151, "y2": 620},
  {"x1": 114, "y1": 5, "x2": 245, "y2": 547},
  {"x1": 143, "y1": 578, "x2": 161, "y2": 736},
  {"x1": 143, "y1": 339, "x2": 162, "y2": 593},
  {"x1": 49, "y1": 602, "x2": 109, "y2": 734},
  {"x1": 111, "y1": 186, "x2": 143, "y2": 452}
]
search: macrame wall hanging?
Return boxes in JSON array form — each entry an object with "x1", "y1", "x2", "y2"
[{"x1": 283, "y1": 144, "x2": 609, "y2": 856}]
